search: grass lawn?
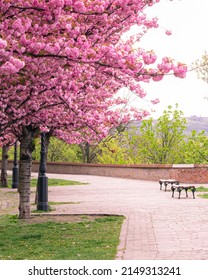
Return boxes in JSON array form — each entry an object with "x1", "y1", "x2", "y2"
[
  {"x1": 0, "y1": 214, "x2": 124, "y2": 260},
  {"x1": 196, "y1": 186, "x2": 208, "y2": 199},
  {"x1": 198, "y1": 194, "x2": 208, "y2": 199},
  {"x1": 196, "y1": 186, "x2": 208, "y2": 192},
  {"x1": 7, "y1": 178, "x2": 87, "y2": 188}
]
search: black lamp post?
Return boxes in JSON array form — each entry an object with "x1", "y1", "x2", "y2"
[
  {"x1": 12, "y1": 141, "x2": 18, "y2": 189},
  {"x1": 37, "y1": 133, "x2": 49, "y2": 211}
]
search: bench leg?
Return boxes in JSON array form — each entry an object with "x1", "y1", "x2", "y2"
[
  {"x1": 159, "y1": 182, "x2": 162, "y2": 190},
  {"x1": 185, "y1": 189, "x2": 188, "y2": 197},
  {"x1": 164, "y1": 182, "x2": 168, "y2": 191},
  {"x1": 171, "y1": 187, "x2": 175, "y2": 197},
  {"x1": 192, "y1": 190, "x2": 195, "y2": 199},
  {"x1": 178, "y1": 189, "x2": 181, "y2": 199}
]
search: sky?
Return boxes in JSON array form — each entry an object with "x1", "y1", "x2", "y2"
[{"x1": 132, "y1": 0, "x2": 208, "y2": 118}]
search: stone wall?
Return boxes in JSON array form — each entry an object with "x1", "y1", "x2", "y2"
[{"x1": 3, "y1": 161, "x2": 208, "y2": 183}]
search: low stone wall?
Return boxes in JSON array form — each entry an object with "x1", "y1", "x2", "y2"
[{"x1": 3, "y1": 161, "x2": 208, "y2": 183}]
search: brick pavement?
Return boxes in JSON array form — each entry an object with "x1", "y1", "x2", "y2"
[{"x1": 1, "y1": 172, "x2": 208, "y2": 260}]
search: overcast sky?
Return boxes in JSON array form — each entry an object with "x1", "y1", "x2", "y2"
[{"x1": 135, "y1": 0, "x2": 208, "y2": 118}]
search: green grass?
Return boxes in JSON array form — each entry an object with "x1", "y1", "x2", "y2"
[
  {"x1": 0, "y1": 215, "x2": 124, "y2": 260},
  {"x1": 195, "y1": 186, "x2": 208, "y2": 199},
  {"x1": 196, "y1": 186, "x2": 208, "y2": 192},
  {"x1": 31, "y1": 207, "x2": 55, "y2": 213},
  {"x1": 7, "y1": 178, "x2": 87, "y2": 188},
  {"x1": 31, "y1": 202, "x2": 80, "y2": 213},
  {"x1": 48, "y1": 201, "x2": 80, "y2": 205},
  {"x1": 198, "y1": 194, "x2": 208, "y2": 199}
]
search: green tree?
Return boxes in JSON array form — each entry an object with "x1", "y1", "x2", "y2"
[
  {"x1": 138, "y1": 104, "x2": 187, "y2": 164},
  {"x1": 97, "y1": 123, "x2": 144, "y2": 164},
  {"x1": 97, "y1": 135, "x2": 135, "y2": 164},
  {"x1": 79, "y1": 142, "x2": 99, "y2": 163},
  {"x1": 32, "y1": 137, "x2": 82, "y2": 163},
  {"x1": 183, "y1": 130, "x2": 208, "y2": 163}
]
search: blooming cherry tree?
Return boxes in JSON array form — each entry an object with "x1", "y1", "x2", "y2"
[{"x1": 0, "y1": 0, "x2": 187, "y2": 218}]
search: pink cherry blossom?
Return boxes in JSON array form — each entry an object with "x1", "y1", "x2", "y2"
[
  {"x1": 142, "y1": 51, "x2": 157, "y2": 65},
  {"x1": 151, "y1": 98, "x2": 160, "y2": 104},
  {"x1": 165, "y1": 30, "x2": 172, "y2": 36},
  {"x1": 173, "y1": 63, "x2": 187, "y2": 78},
  {"x1": 0, "y1": 0, "x2": 188, "y2": 218},
  {"x1": 0, "y1": 38, "x2": 7, "y2": 49},
  {"x1": 74, "y1": 1, "x2": 86, "y2": 12}
]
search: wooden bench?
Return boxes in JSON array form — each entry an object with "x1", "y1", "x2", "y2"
[
  {"x1": 171, "y1": 184, "x2": 196, "y2": 199},
  {"x1": 159, "y1": 179, "x2": 179, "y2": 191}
]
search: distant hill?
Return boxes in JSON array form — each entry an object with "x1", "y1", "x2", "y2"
[
  {"x1": 127, "y1": 116, "x2": 208, "y2": 135},
  {"x1": 185, "y1": 116, "x2": 208, "y2": 135}
]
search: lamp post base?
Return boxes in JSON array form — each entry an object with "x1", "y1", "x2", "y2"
[
  {"x1": 37, "y1": 176, "x2": 49, "y2": 211},
  {"x1": 12, "y1": 166, "x2": 18, "y2": 189},
  {"x1": 12, "y1": 141, "x2": 18, "y2": 189},
  {"x1": 37, "y1": 202, "x2": 49, "y2": 211}
]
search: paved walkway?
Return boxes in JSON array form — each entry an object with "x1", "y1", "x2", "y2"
[{"x1": 1, "y1": 173, "x2": 208, "y2": 260}]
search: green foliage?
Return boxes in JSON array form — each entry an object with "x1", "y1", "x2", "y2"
[
  {"x1": 32, "y1": 137, "x2": 82, "y2": 162},
  {"x1": 97, "y1": 105, "x2": 188, "y2": 164},
  {"x1": 138, "y1": 105, "x2": 187, "y2": 164},
  {"x1": 97, "y1": 136, "x2": 134, "y2": 164},
  {"x1": 96, "y1": 130, "x2": 142, "y2": 164},
  {"x1": 120, "y1": 128, "x2": 143, "y2": 164},
  {"x1": 0, "y1": 145, "x2": 17, "y2": 161},
  {"x1": 97, "y1": 104, "x2": 208, "y2": 165},
  {"x1": 0, "y1": 137, "x2": 82, "y2": 163},
  {"x1": 183, "y1": 130, "x2": 208, "y2": 163},
  {"x1": 0, "y1": 215, "x2": 124, "y2": 260},
  {"x1": 2, "y1": 106, "x2": 208, "y2": 165}
]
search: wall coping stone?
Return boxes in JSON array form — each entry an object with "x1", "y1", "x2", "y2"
[
  {"x1": 172, "y1": 164, "x2": 194, "y2": 168},
  {"x1": 3, "y1": 161, "x2": 208, "y2": 169}
]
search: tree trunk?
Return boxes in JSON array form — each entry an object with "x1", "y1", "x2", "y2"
[
  {"x1": 79, "y1": 142, "x2": 91, "y2": 163},
  {"x1": 18, "y1": 126, "x2": 37, "y2": 219},
  {"x1": 85, "y1": 142, "x2": 90, "y2": 163},
  {"x1": 0, "y1": 145, "x2": 9, "y2": 188}
]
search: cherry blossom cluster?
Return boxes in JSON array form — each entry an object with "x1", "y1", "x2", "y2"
[{"x1": 0, "y1": 0, "x2": 187, "y2": 145}]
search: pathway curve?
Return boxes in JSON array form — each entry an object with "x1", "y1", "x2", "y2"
[
  {"x1": 1, "y1": 172, "x2": 208, "y2": 260},
  {"x1": 45, "y1": 173, "x2": 208, "y2": 260}
]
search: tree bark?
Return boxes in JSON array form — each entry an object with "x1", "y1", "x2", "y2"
[
  {"x1": 79, "y1": 142, "x2": 93, "y2": 163},
  {"x1": 0, "y1": 145, "x2": 9, "y2": 188},
  {"x1": 85, "y1": 142, "x2": 90, "y2": 163},
  {"x1": 18, "y1": 126, "x2": 37, "y2": 219}
]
